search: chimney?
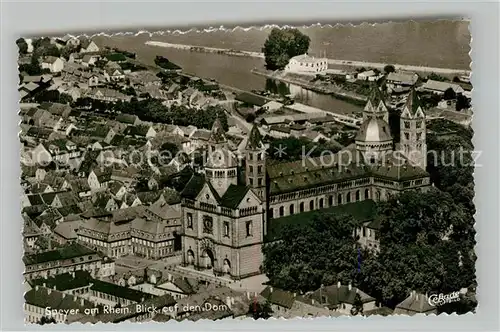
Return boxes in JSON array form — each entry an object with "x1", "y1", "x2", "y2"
[
  {"x1": 337, "y1": 281, "x2": 341, "y2": 288},
  {"x1": 80, "y1": 298, "x2": 84, "y2": 306},
  {"x1": 226, "y1": 296, "x2": 232, "y2": 310}
]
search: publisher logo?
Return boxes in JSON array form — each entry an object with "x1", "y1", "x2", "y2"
[{"x1": 428, "y1": 291, "x2": 461, "y2": 306}]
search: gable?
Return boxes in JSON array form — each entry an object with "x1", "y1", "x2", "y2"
[
  {"x1": 157, "y1": 281, "x2": 184, "y2": 293},
  {"x1": 195, "y1": 183, "x2": 220, "y2": 205},
  {"x1": 237, "y1": 188, "x2": 261, "y2": 209}
]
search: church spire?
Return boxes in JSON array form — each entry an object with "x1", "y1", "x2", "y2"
[
  {"x1": 402, "y1": 87, "x2": 423, "y2": 118},
  {"x1": 246, "y1": 124, "x2": 264, "y2": 150},
  {"x1": 363, "y1": 85, "x2": 388, "y2": 123},
  {"x1": 209, "y1": 116, "x2": 226, "y2": 144}
]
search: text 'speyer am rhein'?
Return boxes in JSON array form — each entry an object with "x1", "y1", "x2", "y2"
[{"x1": 19, "y1": 18, "x2": 476, "y2": 324}]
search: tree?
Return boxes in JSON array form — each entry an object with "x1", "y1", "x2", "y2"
[
  {"x1": 443, "y1": 87, "x2": 456, "y2": 100},
  {"x1": 427, "y1": 72, "x2": 447, "y2": 82},
  {"x1": 16, "y1": 38, "x2": 28, "y2": 55},
  {"x1": 455, "y1": 94, "x2": 470, "y2": 111},
  {"x1": 262, "y1": 213, "x2": 362, "y2": 293},
  {"x1": 38, "y1": 316, "x2": 57, "y2": 325},
  {"x1": 358, "y1": 189, "x2": 475, "y2": 308},
  {"x1": 262, "y1": 28, "x2": 311, "y2": 70},
  {"x1": 248, "y1": 300, "x2": 273, "y2": 320},
  {"x1": 383, "y1": 64, "x2": 395, "y2": 74},
  {"x1": 351, "y1": 293, "x2": 364, "y2": 315},
  {"x1": 18, "y1": 56, "x2": 42, "y2": 76}
]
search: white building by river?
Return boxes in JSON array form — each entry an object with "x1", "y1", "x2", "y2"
[{"x1": 285, "y1": 54, "x2": 328, "y2": 75}]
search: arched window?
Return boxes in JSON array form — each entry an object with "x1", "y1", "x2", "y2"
[
  {"x1": 299, "y1": 202, "x2": 305, "y2": 212},
  {"x1": 355, "y1": 190, "x2": 360, "y2": 202},
  {"x1": 289, "y1": 204, "x2": 295, "y2": 215},
  {"x1": 319, "y1": 198, "x2": 324, "y2": 209},
  {"x1": 365, "y1": 188, "x2": 370, "y2": 199},
  {"x1": 337, "y1": 194, "x2": 342, "y2": 205},
  {"x1": 269, "y1": 209, "x2": 274, "y2": 219},
  {"x1": 328, "y1": 195, "x2": 333, "y2": 206},
  {"x1": 309, "y1": 200, "x2": 314, "y2": 211},
  {"x1": 279, "y1": 206, "x2": 284, "y2": 217},
  {"x1": 376, "y1": 190, "x2": 381, "y2": 201},
  {"x1": 346, "y1": 192, "x2": 351, "y2": 203}
]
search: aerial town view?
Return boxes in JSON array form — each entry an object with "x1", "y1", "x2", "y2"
[{"x1": 18, "y1": 20, "x2": 477, "y2": 324}]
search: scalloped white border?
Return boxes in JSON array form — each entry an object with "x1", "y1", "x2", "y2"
[{"x1": 19, "y1": 20, "x2": 477, "y2": 324}]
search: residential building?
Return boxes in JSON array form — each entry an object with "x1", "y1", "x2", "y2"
[
  {"x1": 285, "y1": 54, "x2": 328, "y2": 74},
  {"x1": 23, "y1": 242, "x2": 102, "y2": 280},
  {"x1": 394, "y1": 291, "x2": 437, "y2": 315},
  {"x1": 41, "y1": 56, "x2": 65, "y2": 73},
  {"x1": 421, "y1": 79, "x2": 465, "y2": 95}
]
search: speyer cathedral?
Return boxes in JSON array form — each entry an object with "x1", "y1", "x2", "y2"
[{"x1": 180, "y1": 87, "x2": 430, "y2": 279}]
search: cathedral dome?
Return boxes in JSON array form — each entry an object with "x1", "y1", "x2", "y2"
[{"x1": 355, "y1": 117, "x2": 392, "y2": 143}]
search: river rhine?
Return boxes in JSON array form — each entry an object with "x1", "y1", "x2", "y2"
[{"x1": 93, "y1": 21, "x2": 470, "y2": 115}]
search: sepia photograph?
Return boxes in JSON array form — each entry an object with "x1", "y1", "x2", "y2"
[{"x1": 18, "y1": 19, "x2": 476, "y2": 324}]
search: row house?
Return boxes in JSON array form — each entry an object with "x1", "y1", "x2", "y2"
[
  {"x1": 23, "y1": 242, "x2": 102, "y2": 280},
  {"x1": 24, "y1": 286, "x2": 94, "y2": 324},
  {"x1": 90, "y1": 279, "x2": 154, "y2": 307}
]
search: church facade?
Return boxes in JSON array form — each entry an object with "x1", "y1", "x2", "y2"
[{"x1": 180, "y1": 87, "x2": 431, "y2": 280}]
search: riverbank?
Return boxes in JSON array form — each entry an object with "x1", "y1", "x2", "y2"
[
  {"x1": 251, "y1": 68, "x2": 367, "y2": 107},
  {"x1": 145, "y1": 41, "x2": 471, "y2": 76},
  {"x1": 146, "y1": 41, "x2": 265, "y2": 59}
]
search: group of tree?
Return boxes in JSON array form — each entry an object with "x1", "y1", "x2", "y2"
[
  {"x1": 16, "y1": 38, "x2": 29, "y2": 55},
  {"x1": 31, "y1": 90, "x2": 73, "y2": 104},
  {"x1": 18, "y1": 57, "x2": 46, "y2": 76},
  {"x1": 263, "y1": 187, "x2": 476, "y2": 311},
  {"x1": 262, "y1": 28, "x2": 311, "y2": 70},
  {"x1": 357, "y1": 188, "x2": 476, "y2": 308},
  {"x1": 74, "y1": 97, "x2": 229, "y2": 131},
  {"x1": 247, "y1": 300, "x2": 273, "y2": 320},
  {"x1": 427, "y1": 72, "x2": 448, "y2": 82},
  {"x1": 262, "y1": 213, "x2": 364, "y2": 293}
]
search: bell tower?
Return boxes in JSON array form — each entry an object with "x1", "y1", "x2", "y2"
[
  {"x1": 400, "y1": 88, "x2": 427, "y2": 169},
  {"x1": 205, "y1": 117, "x2": 237, "y2": 196},
  {"x1": 245, "y1": 125, "x2": 266, "y2": 201},
  {"x1": 363, "y1": 85, "x2": 389, "y2": 123}
]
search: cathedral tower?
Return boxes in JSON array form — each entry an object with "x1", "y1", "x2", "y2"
[
  {"x1": 205, "y1": 117, "x2": 238, "y2": 196},
  {"x1": 245, "y1": 125, "x2": 266, "y2": 201},
  {"x1": 400, "y1": 88, "x2": 427, "y2": 169},
  {"x1": 363, "y1": 85, "x2": 389, "y2": 123}
]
